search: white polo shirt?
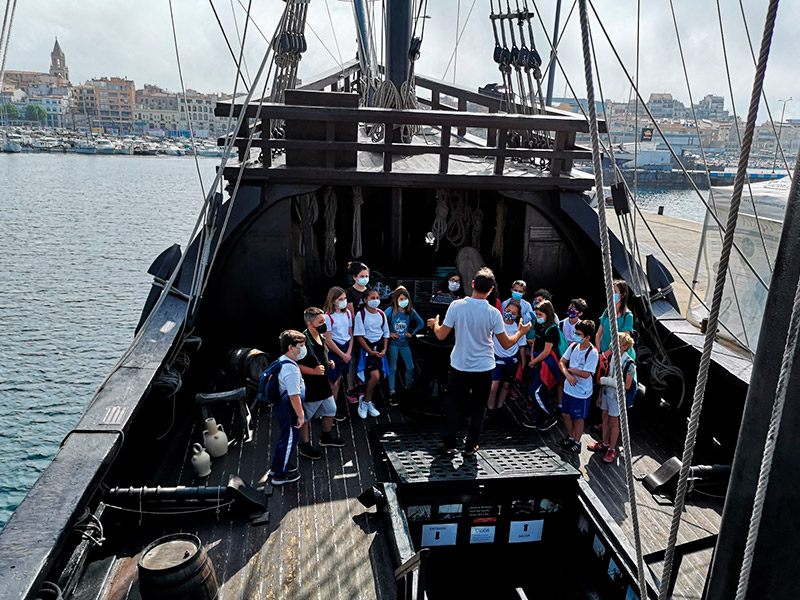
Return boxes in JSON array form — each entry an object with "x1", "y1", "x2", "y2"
[{"x1": 443, "y1": 297, "x2": 506, "y2": 372}]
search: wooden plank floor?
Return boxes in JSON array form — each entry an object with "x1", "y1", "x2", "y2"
[
  {"x1": 95, "y1": 387, "x2": 719, "y2": 600},
  {"x1": 498, "y1": 398, "x2": 722, "y2": 600},
  {"x1": 100, "y1": 395, "x2": 406, "y2": 600}
]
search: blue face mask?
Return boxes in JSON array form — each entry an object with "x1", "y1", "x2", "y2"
[
  {"x1": 337, "y1": 300, "x2": 348, "y2": 311},
  {"x1": 358, "y1": 277, "x2": 369, "y2": 287},
  {"x1": 367, "y1": 299, "x2": 380, "y2": 309},
  {"x1": 511, "y1": 291, "x2": 523, "y2": 301},
  {"x1": 503, "y1": 311, "x2": 515, "y2": 322},
  {"x1": 398, "y1": 299, "x2": 409, "y2": 309},
  {"x1": 567, "y1": 308, "x2": 579, "y2": 319},
  {"x1": 572, "y1": 333, "x2": 584, "y2": 344},
  {"x1": 614, "y1": 293, "x2": 620, "y2": 304},
  {"x1": 536, "y1": 316, "x2": 545, "y2": 325}
]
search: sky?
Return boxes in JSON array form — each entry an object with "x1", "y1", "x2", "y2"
[{"x1": 5, "y1": 0, "x2": 799, "y2": 122}]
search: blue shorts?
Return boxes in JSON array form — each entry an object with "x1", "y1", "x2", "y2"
[
  {"x1": 328, "y1": 341, "x2": 351, "y2": 382},
  {"x1": 492, "y1": 357, "x2": 518, "y2": 383},
  {"x1": 562, "y1": 391, "x2": 592, "y2": 420}
]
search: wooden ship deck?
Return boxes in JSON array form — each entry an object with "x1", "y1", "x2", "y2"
[{"x1": 77, "y1": 387, "x2": 719, "y2": 600}]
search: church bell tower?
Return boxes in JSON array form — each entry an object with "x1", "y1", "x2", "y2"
[{"x1": 50, "y1": 38, "x2": 68, "y2": 81}]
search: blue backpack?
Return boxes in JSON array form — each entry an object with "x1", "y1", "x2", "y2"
[{"x1": 256, "y1": 359, "x2": 286, "y2": 405}]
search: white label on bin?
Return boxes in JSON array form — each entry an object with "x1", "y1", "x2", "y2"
[
  {"x1": 421, "y1": 523, "x2": 458, "y2": 546},
  {"x1": 470, "y1": 525, "x2": 496, "y2": 544},
  {"x1": 508, "y1": 520, "x2": 543, "y2": 543}
]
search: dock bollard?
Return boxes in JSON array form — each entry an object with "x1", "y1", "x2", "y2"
[{"x1": 658, "y1": 206, "x2": 665, "y2": 215}]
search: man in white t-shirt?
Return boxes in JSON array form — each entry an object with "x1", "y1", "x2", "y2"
[{"x1": 428, "y1": 268, "x2": 531, "y2": 456}]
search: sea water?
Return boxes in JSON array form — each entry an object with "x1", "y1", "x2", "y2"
[
  {"x1": 0, "y1": 154, "x2": 217, "y2": 528},
  {"x1": 0, "y1": 154, "x2": 714, "y2": 528}
]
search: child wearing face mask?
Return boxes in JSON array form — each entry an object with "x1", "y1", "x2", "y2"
[
  {"x1": 532, "y1": 288, "x2": 560, "y2": 323},
  {"x1": 556, "y1": 298, "x2": 588, "y2": 411},
  {"x1": 487, "y1": 300, "x2": 527, "y2": 416},
  {"x1": 501, "y1": 280, "x2": 534, "y2": 324},
  {"x1": 526, "y1": 300, "x2": 565, "y2": 431},
  {"x1": 596, "y1": 279, "x2": 635, "y2": 359},
  {"x1": 269, "y1": 330, "x2": 307, "y2": 486},
  {"x1": 384, "y1": 286, "x2": 424, "y2": 406},
  {"x1": 345, "y1": 261, "x2": 370, "y2": 398},
  {"x1": 345, "y1": 260, "x2": 371, "y2": 314},
  {"x1": 353, "y1": 287, "x2": 390, "y2": 419},
  {"x1": 323, "y1": 286, "x2": 355, "y2": 416},
  {"x1": 558, "y1": 320, "x2": 599, "y2": 454},
  {"x1": 589, "y1": 332, "x2": 636, "y2": 464}
]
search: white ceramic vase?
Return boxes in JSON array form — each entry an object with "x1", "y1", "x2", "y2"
[
  {"x1": 191, "y1": 443, "x2": 212, "y2": 477},
  {"x1": 203, "y1": 417, "x2": 228, "y2": 458}
]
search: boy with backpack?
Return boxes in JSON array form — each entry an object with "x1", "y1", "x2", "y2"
[
  {"x1": 268, "y1": 330, "x2": 307, "y2": 485},
  {"x1": 589, "y1": 332, "x2": 637, "y2": 463},
  {"x1": 557, "y1": 320, "x2": 599, "y2": 453},
  {"x1": 557, "y1": 298, "x2": 588, "y2": 411}
]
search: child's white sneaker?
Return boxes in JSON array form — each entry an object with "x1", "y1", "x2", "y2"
[
  {"x1": 358, "y1": 398, "x2": 368, "y2": 419},
  {"x1": 366, "y1": 402, "x2": 380, "y2": 418}
]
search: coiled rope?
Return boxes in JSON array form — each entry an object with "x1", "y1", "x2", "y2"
[
  {"x1": 446, "y1": 191, "x2": 468, "y2": 247},
  {"x1": 432, "y1": 190, "x2": 450, "y2": 251},
  {"x1": 323, "y1": 186, "x2": 338, "y2": 277},
  {"x1": 735, "y1": 146, "x2": 800, "y2": 600},
  {"x1": 351, "y1": 186, "x2": 364, "y2": 258},
  {"x1": 471, "y1": 201, "x2": 483, "y2": 250},
  {"x1": 294, "y1": 192, "x2": 319, "y2": 256},
  {"x1": 577, "y1": 2, "x2": 648, "y2": 598},
  {"x1": 492, "y1": 199, "x2": 506, "y2": 259},
  {"x1": 658, "y1": 1, "x2": 780, "y2": 597}
]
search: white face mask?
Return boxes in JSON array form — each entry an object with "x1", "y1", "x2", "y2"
[
  {"x1": 337, "y1": 299, "x2": 347, "y2": 311},
  {"x1": 293, "y1": 345, "x2": 307, "y2": 360},
  {"x1": 448, "y1": 280, "x2": 460, "y2": 292}
]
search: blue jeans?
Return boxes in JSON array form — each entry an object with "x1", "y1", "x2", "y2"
[{"x1": 387, "y1": 344, "x2": 414, "y2": 391}]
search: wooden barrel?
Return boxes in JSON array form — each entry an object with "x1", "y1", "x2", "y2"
[
  {"x1": 138, "y1": 534, "x2": 218, "y2": 600},
  {"x1": 225, "y1": 347, "x2": 270, "y2": 382}
]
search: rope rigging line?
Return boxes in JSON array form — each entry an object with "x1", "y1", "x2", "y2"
[
  {"x1": 228, "y1": 0, "x2": 253, "y2": 84},
  {"x1": 90, "y1": 0, "x2": 284, "y2": 401},
  {"x1": 577, "y1": 3, "x2": 649, "y2": 599},
  {"x1": 323, "y1": 0, "x2": 345, "y2": 71},
  {"x1": 351, "y1": 186, "x2": 364, "y2": 258},
  {"x1": 323, "y1": 187, "x2": 338, "y2": 277},
  {"x1": 658, "y1": 1, "x2": 780, "y2": 597},
  {"x1": 669, "y1": 0, "x2": 753, "y2": 351},
  {"x1": 735, "y1": 146, "x2": 800, "y2": 600},
  {"x1": 441, "y1": 0, "x2": 477, "y2": 82},
  {"x1": 209, "y1": 0, "x2": 251, "y2": 92},
  {"x1": 738, "y1": 0, "x2": 791, "y2": 175},
  {"x1": 0, "y1": 0, "x2": 18, "y2": 94},
  {"x1": 294, "y1": 192, "x2": 319, "y2": 256},
  {"x1": 583, "y1": 0, "x2": 769, "y2": 293},
  {"x1": 528, "y1": 2, "x2": 755, "y2": 358},
  {"x1": 169, "y1": 0, "x2": 210, "y2": 202},
  {"x1": 714, "y1": 0, "x2": 773, "y2": 275}
]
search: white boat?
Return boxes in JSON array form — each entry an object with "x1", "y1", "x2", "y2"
[
  {"x1": 95, "y1": 138, "x2": 118, "y2": 154},
  {"x1": 196, "y1": 142, "x2": 223, "y2": 157},
  {"x1": 164, "y1": 144, "x2": 186, "y2": 156},
  {"x1": 74, "y1": 140, "x2": 96, "y2": 154}
]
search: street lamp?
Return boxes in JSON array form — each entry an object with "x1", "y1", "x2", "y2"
[{"x1": 772, "y1": 97, "x2": 792, "y2": 173}]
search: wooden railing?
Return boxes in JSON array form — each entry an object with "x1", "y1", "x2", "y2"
[{"x1": 214, "y1": 61, "x2": 605, "y2": 191}]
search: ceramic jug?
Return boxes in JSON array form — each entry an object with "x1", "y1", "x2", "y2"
[
  {"x1": 203, "y1": 417, "x2": 228, "y2": 458},
  {"x1": 191, "y1": 443, "x2": 212, "y2": 477}
]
